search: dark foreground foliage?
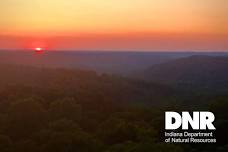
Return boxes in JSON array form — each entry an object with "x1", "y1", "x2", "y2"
[{"x1": 0, "y1": 64, "x2": 227, "y2": 152}]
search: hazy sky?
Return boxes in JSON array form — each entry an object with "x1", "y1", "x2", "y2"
[{"x1": 0, "y1": 0, "x2": 227, "y2": 51}]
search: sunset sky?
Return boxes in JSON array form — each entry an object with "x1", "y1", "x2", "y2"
[{"x1": 0, "y1": 0, "x2": 227, "y2": 51}]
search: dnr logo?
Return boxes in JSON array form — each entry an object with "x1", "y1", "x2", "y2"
[{"x1": 165, "y1": 112, "x2": 216, "y2": 130}]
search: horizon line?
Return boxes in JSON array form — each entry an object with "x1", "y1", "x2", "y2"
[{"x1": 0, "y1": 49, "x2": 228, "y2": 53}]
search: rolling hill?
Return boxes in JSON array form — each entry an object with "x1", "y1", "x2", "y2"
[
  {"x1": 140, "y1": 55, "x2": 228, "y2": 92},
  {"x1": 1, "y1": 50, "x2": 227, "y2": 76},
  {"x1": 0, "y1": 64, "x2": 177, "y2": 106}
]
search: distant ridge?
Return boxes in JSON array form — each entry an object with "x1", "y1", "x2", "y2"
[{"x1": 141, "y1": 55, "x2": 228, "y2": 92}]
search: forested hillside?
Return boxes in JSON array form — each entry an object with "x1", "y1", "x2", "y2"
[
  {"x1": 140, "y1": 55, "x2": 228, "y2": 93},
  {"x1": 0, "y1": 64, "x2": 227, "y2": 152}
]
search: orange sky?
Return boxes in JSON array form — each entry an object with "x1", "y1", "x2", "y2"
[{"x1": 0, "y1": 0, "x2": 227, "y2": 51}]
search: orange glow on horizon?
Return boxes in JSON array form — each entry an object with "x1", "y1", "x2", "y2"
[{"x1": 0, "y1": 0, "x2": 227, "y2": 51}]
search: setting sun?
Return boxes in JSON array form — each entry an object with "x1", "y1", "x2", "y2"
[
  {"x1": 0, "y1": 0, "x2": 227, "y2": 51},
  {"x1": 0, "y1": 1, "x2": 227, "y2": 151},
  {"x1": 35, "y1": 47, "x2": 44, "y2": 53}
]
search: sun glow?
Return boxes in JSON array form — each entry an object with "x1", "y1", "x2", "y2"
[
  {"x1": 35, "y1": 47, "x2": 44, "y2": 53},
  {"x1": 0, "y1": 0, "x2": 227, "y2": 51},
  {"x1": 35, "y1": 47, "x2": 42, "y2": 51}
]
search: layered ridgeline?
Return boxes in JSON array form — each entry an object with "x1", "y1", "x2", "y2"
[
  {"x1": 140, "y1": 55, "x2": 228, "y2": 93},
  {"x1": 0, "y1": 62, "x2": 227, "y2": 152},
  {"x1": 1, "y1": 51, "x2": 227, "y2": 76},
  {"x1": 0, "y1": 51, "x2": 178, "y2": 76},
  {"x1": 0, "y1": 64, "x2": 177, "y2": 106}
]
